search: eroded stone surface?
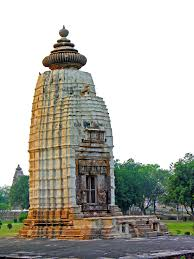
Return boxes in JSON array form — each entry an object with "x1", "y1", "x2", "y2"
[
  {"x1": 20, "y1": 28, "x2": 167, "y2": 239},
  {"x1": 28, "y1": 69, "x2": 115, "y2": 211},
  {"x1": 20, "y1": 68, "x2": 120, "y2": 238}
]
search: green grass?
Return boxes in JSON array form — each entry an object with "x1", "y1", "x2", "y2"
[
  {"x1": 0, "y1": 220, "x2": 193, "y2": 237},
  {"x1": 0, "y1": 222, "x2": 23, "y2": 237},
  {"x1": 163, "y1": 220, "x2": 194, "y2": 235}
]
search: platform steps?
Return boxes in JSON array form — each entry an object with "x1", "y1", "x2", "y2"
[
  {"x1": 19, "y1": 218, "x2": 86, "y2": 239},
  {"x1": 135, "y1": 220, "x2": 159, "y2": 237}
]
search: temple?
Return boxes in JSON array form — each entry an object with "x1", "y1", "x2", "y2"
[
  {"x1": 20, "y1": 26, "x2": 167, "y2": 239},
  {"x1": 12, "y1": 165, "x2": 24, "y2": 185}
]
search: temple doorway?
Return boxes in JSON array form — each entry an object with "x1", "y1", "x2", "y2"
[{"x1": 76, "y1": 159, "x2": 111, "y2": 215}]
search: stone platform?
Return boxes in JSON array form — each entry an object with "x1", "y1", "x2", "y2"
[
  {"x1": 20, "y1": 215, "x2": 167, "y2": 239},
  {"x1": 0, "y1": 236, "x2": 194, "y2": 258}
]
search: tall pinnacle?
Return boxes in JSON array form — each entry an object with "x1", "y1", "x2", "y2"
[{"x1": 42, "y1": 26, "x2": 87, "y2": 70}]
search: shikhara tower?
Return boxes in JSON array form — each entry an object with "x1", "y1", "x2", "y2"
[
  {"x1": 21, "y1": 26, "x2": 166, "y2": 239},
  {"x1": 30, "y1": 25, "x2": 116, "y2": 215}
]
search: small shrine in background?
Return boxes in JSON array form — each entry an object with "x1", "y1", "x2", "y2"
[{"x1": 12, "y1": 165, "x2": 24, "y2": 185}]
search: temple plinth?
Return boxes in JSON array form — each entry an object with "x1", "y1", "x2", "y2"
[{"x1": 20, "y1": 26, "x2": 167, "y2": 239}]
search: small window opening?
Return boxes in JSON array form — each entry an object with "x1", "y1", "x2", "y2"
[
  {"x1": 122, "y1": 224, "x2": 125, "y2": 233},
  {"x1": 86, "y1": 175, "x2": 96, "y2": 204}
]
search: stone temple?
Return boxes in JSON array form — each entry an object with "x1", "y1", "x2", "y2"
[
  {"x1": 12, "y1": 164, "x2": 24, "y2": 185},
  {"x1": 20, "y1": 26, "x2": 167, "y2": 239}
]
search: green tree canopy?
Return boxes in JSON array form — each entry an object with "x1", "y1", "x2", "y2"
[
  {"x1": 115, "y1": 159, "x2": 142, "y2": 213},
  {"x1": 166, "y1": 153, "x2": 194, "y2": 217},
  {"x1": 0, "y1": 186, "x2": 10, "y2": 209},
  {"x1": 9, "y1": 175, "x2": 29, "y2": 209},
  {"x1": 115, "y1": 159, "x2": 169, "y2": 214}
]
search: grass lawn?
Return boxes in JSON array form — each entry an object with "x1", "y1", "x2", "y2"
[
  {"x1": 0, "y1": 222, "x2": 23, "y2": 237},
  {"x1": 0, "y1": 220, "x2": 193, "y2": 237},
  {"x1": 163, "y1": 220, "x2": 194, "y2": 235}
]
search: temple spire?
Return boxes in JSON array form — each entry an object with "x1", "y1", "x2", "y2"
[
  {"x1": 12, "y1": 164, "x2": 24, "y2": 185},
  {"x1": 42, "y1": 26, "x2": 87, "y2": 70}
]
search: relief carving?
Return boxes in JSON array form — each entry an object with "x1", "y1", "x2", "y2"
[
  {"x1": 76, "y1": 159, "x2": 111, "y2": 212},
  {"x1": 78, "y1": 160, "x2": 108, "y2": 176},
  {"x1": 98, "y1": 190, "x2": 107, "y2": 205}
]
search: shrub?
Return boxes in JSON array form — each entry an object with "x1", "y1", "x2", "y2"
[
  {"x1": 184, "y1": 231, "x2": 190, "y2": 235},
  {"x1": 19, "y1": 212, "x2": 28, "y2": 223},
  {"x1": 176, "y1": 230, "x2": 181, "y2": 235},
  {"x1": 0, "y1": 221, "x2": 2, "y2": 226},
  {"x1": 13, "y1": 218, "x2": 17, "y2": 223},
  {"x1": 7, "y1": 223, "x2": 12, "y2": 230}
]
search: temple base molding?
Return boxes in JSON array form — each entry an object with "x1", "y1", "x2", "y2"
[{"x1": 20, "y1": 210, "x2": 167, "y2": 240}]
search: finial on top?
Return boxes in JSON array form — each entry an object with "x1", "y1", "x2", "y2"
[
  {"x1": 16, "y1": 164, "x2": 22, "y2": 170},
  {"x1": 42, "y1": 26, "x2": 87, "y2": 70},
  {"x1": 59, "y1": 25, "x2": 69, "y2": 37}
]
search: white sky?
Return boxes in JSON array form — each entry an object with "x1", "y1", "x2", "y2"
[{"x1": 1, "y1": 0, "x2": 194, "y2": 186}]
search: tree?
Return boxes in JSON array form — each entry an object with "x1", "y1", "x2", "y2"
[
  {"x1": 9, "y1": 175, "x2": 29, "y2": 209},
  {"x1": 115, "y1": 159, "x2": 142, "y2": 213},
  {"x1": 115, "y1": 159, "x2": 169, "y2": 214},
  {"x1": 166, "y1": 153, "x2": 194, "y2": 217},
  {"x1": 138, "y1": 164, "x2": 169, "y2": 214},
  {"x1": 0, "y1": 186, "x2": 10, "y2": 210}
]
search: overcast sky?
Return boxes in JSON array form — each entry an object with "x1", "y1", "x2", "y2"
[{"x1": 1, "y1": 0, "x2": 194, "y2": 186}]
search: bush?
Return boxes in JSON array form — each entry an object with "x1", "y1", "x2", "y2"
[
  {"x1": 13, "y1": 218, "x2": 17, "y2": 223},
  {"x1": 176, "y1": 230, "x2": 181, "y2": 235},
  {"x1": 0, "y1": 221, "x2": 2, "y2": 226},
  {"x1": 7, "y1": 223, "x2": 12, "y2": 230},
  {"x1": 19, "y1": 212, "x2": 28, "y2": 223},
  {"x1": 184, "y1": 231, "x2": 190, "y2": 235}
]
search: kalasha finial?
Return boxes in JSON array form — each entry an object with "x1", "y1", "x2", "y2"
[
  {"x1": 42, "y1": 26, "x2": 87, "y2": 70},
  {"x1": 16, "y1": 164, "x2": 22, "y2": 171},
  {"x1": 59, "y1": 25, "x2": 69, "y2": 37}
]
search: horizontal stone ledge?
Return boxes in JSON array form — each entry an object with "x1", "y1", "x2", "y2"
[
  {"x1": 29, "y1": 167, "x2": 62, "y2": 171},
  {"x1": 28, "y1": 145, "x2": 112, "y2": 151},
  {"x1": 33, "y1": 92, "x2": 103, "y2": 98},
  {"x1": 37, "y1": 81, "x2": 96, "y2": 87},
  {"x1": 30, "y1": 177, "x2": 76, "y2": 181},
  {"x1": 28, "y1": 145, "x2": 77, "y2": 151},
  {"x1": 31, "y1": 99, "x2": 105, "y2": 107},
  {"x1": 29, "y1": 141, "x2": 109, "y2": 146},
  {"x1": 32, "y1": 93, "x2": 98, "y2": 101},
  {"x1": 29, "y1": 157, "x2": 76, "y2": 162},
  {"x1": 42, "y1": 80, "x2": 95, "y2": 86},
  {"x1": 30, "y1": 115, "x2": 109, "y2": 123},
  {"x1": 31, "y1": 106, "x2": 108, "y2": 113}
]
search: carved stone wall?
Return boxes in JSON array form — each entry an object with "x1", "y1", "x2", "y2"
[
  {"x1": 76, "y1": 158, "x2": 111, "y2": 215},
  {"x1": 20, "y1": 27, "x2": 167, "y2": 239},
  {"x1": 28, "y1": 69, "x2": 115, "y2": 217}
]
